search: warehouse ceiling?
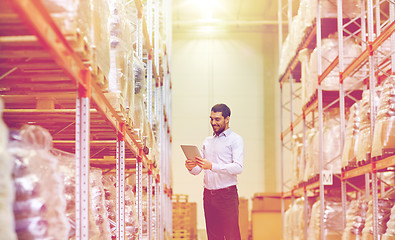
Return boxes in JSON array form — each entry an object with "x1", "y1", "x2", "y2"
[{"x1": 172, "y1": 0, "x2": 293, "y2": 32}]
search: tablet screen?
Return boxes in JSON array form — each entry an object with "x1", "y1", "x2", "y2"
[{"x1": 180, "y1": 145, "x2": 201, "y2": 160}]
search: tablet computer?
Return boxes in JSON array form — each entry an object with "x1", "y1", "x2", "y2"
[{"x1": 181, "y1": 145, "x2": 201, "y2": 160}]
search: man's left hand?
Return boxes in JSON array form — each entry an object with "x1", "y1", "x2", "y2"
[{"x1": 195, "y1": 157, "x2": 212, "y2": 170}]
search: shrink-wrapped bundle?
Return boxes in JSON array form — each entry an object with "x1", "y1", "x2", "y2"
[
  {"x1": 286, "y1": 198, "x2": 306, "y2": 240},
  {"x1": 356, "y1": 90, "x2": 380, "y2": 164},
  {"x1": 102, "y1": 174, "x2": 117, "y2": 238},
  {"x1": 308, "y1": 34, "x2": 363, "y2": 102},
  {"x1": 92, "y1": 0, "x2": 111, "y2": 80},
  {"x1": 292, "y1": 134, "x2": 304, "y2": 185},
  {"x1": 284, "y1": 205, "x2": 293, "y2": 240},
  {"x1": 383, "y1": 203, "x2": 395, "y2": 240},
  {"x1": 342, "y1": 200, "x2": 368, "y2": 240},
  {"x1": 304, "y1": 128, "x2": 318, "y2": 181},
  {"x1": 342, "y1": 102, "x2": 361, "y2": 168},
  {"x1": 108, "y1": 0, "x2": 135, "y2": 113},
  {"x1": 90, "y1": 169, "x2": 112, "y2": 239},
  {"x1": 278, "y1": 0, "x2": 361, "y2": 77},
  {"x1": 125, "y1": 184, "x2": 138, "y2": 239},
  {"x1": 305, "y1": 109, "x2": 342, "y2": 181},
  {"x1": 52, "y1": 149, "x2": 101, "y2": 239},
  {"x1": 9, "y1": 125, "x2": 69, "y2": 240},
  {"x1": 308, "y1": 199, "x2": 345, "y2": 240},
  {"x1": 41, "y1": 0, "x2": 91, "y2": 47},
  {"x1": 41, "y1": 0, "x2": 111, "y2": 81},
  {"x1": 372, "y1": 76, "x2": 395, "y2": 157},
  {"x1": 361, "y1": 199, "x2": 394, "y2": 240},
  {"x1": 133, "y1": 55, "x2": 147, "y2": 138},
  {"x1": 0, "y1": 99, "x2": 17, "y2": 240}
]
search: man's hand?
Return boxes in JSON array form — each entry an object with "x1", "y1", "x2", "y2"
[
  {"x1": 195, "y1": 157, "x2": 212, "y2": 170},
  {"x1": 185, "y1": 159, "x2": 197, "y2": 171}
]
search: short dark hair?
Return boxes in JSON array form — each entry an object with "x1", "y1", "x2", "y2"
[{"x1": 211, "y1": 104, "x2": 231, "y2": 118}]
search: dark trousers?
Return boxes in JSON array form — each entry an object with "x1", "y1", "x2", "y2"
[{"x1": 203, "y1": 185, "x2": 241, "y2": 240}]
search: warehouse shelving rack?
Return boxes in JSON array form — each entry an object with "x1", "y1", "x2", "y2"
[
  {"x1": 0, "y1": 0, "x2": 172, "y2": 239},
  {"x1": 278, "y1": 0, "x2": 395, "y2": 239}
]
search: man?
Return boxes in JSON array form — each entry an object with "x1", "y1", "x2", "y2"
[{"x1": 185, "y1": 103, "x2": 244, "y2": 240}]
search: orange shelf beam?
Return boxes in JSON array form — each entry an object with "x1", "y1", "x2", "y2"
[
  {"x1": 279, "y1": 24, "x2": 317, "y2": 84},
  {"x1": 342, "y1": 21, "x2": 395, "y2": 81},
  {"x1": 9, "y1": 0, "x2": 151, "y2": 167}
]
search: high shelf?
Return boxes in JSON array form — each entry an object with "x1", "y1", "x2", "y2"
[
  {"x1": 0, "y1": 0, "x2": 172, "y2": 239},
  {"x1": 278, "y1": 0, "x2": 394, "y2": 239}
]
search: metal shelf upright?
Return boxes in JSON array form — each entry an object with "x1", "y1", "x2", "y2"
[
  {"x1": 0, "y1": 0, "x2": 172, "y2": 239},
  {"x1": 279, "y1": 0, "x2": 395, "y2": 239}
]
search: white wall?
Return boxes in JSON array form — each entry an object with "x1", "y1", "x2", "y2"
[{"x1": 171, "y1": 30, "x2": 268, "y2": 230}]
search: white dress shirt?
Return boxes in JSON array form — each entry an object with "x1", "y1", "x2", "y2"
[{"x1": 189, "y1": 128, "x2": 244, "y2": 190}]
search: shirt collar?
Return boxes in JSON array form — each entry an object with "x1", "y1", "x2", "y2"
[{"x1": 213, "y1": 127, "x2": 232, "y2": 137}]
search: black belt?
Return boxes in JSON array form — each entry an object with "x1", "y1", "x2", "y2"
[{"x1": 204, "y1": 185, "x2": 236, "y2": 195}]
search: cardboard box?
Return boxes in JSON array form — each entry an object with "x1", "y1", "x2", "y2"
[
  {"x1": 239, "y1": 197, "x2": 249, "y2": 240},
  {"x1": 252, "y1": 192, "x2": 291, "y2": 212},
  {"x1": 251, "y1": 211, "x2": 282, "y2": 240}
]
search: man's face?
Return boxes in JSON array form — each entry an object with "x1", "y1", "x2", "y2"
[{"x1": 210, "y1": 111, "x2": 229, "y2": 135}]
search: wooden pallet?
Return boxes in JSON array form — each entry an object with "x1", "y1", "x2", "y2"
[{"x1": 172, "y1": 229, "x2": 190, "y2": 239}]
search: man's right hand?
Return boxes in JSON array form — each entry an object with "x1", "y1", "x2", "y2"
[{"x1": 185, "y1": 159, "x2": 197, "y2": 171}]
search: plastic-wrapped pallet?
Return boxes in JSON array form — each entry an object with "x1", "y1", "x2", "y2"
[
  {"x1": 361, "y1": 198, "x2": 394, "y2": 240},
  {"x1": 42, "y1": 0, "x2": 111, "y2": 81},
  {"x1": 307, "y1": 34, "x2": 363, "y2": 102},
  {"x1": 342, "y1": 102, "x2": 361, "y2": 168},
  {"x1": 304, "y1": 128, "x2": 318, "y2": 181},
  {"x1": 102, "y1": 174, "x2": 117, "y2": 238},
  {"x1": 107, "y1": 0, "x2": 135, "y2": 115},
  {"x1": 9, "y1": 125, "x2": 69, "y2": 240},
  {"x1": 90, "y1": 169, "x2": 112, "y2": 239},
  {"x1": 356, "y1": 90, "x2": 380, "y2": 165},
  {"x1": 285, "y1": 198, "x2": 306, "y2": 240},
  {"x1": 52, "y1": 149, "x2": 101, "y2": 240},
  {"x1": 278, "y1": 0, "x2": 361, "y2": 77},
  {"x1": 0, "y1": 99, "x2": 17, "y2": 240},
  {"x1": 372, "y1": 76, "x2": 395, "y2": 158},
  {"x1": 292, "y1": 134, "x2": 304, "y2": 186},
  {"x1": 383, "y1": 202, "x2": 395, "y2": 240},
  {"x1": 308, "y1": 198, "x2": 345, "y2": 240},
  {"x1": 342, "y1": 200, "x2": 368, "y2": 240},
  {"x1": 125, "y1": 184, "x2": 139, "y2": 239},
  {"x1": 133, "y1": 55, "x2": 147, "y2": 139},
  {"x1": 304, "y1": 109, "x2": 342, "y2": 181},
  {"x1": 41, "y1": 0, "x2": 92, "y2": 47}
]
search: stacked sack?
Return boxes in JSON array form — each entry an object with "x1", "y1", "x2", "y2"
[
  {"x1": 356, "y1": 90, "x2": 380, "y2": 165},
  {"x1": 279, "y1": 0, "x2": 361, "y2": 78},
  {"x1": 52, "y1": 149, "x2": 101, "y2": 239},
  {"x1": 304, "y1": 109, "x2": 342, "y2": 181},
  {"x1": 383, "y1": 202, "x2": 395, "y2": 240},
  {"x1": 102, "y1": 174, "x2": 118, "y2": 238},
  {"x1": 42, "y1": 0, "x2": 111, "y2": 81},
  {"x1": 304, "y1": 128, "x2": 318, "y2": 181},
  {"x1": 292, "y1": 134, "x2": 304, "y2": 186},
  {"x1": 284, "y1": 198, "x2": 307, "y2": 240},
  {"x1": 307, "y1": 33, "x2": 362, "y2": 103},
  {"x1": 0, "y1": 98, "x2": 17, "y2": 240},
  {"x1": 372, "y1": 76, "x2": 395, "y2": 158},
  {"x1": 125, "y1": 184, "x2": 139, "y2": 239},
  {"x1": 90, "y1": 169, "x2": 112, "y2": 239},
  {"x1": 342, "y1": 200, "x2": 368, "y2": 240},
  {"x1": 361, "y1": 198, "x2": 394, "y2": 240},
  {"x1": 9, "y1": 125, "x2": 69, "y2": 239},
  {"x1": 342, "y1": 102, "x2": 361, "y2": 168},
  {"x1": 308, "y1": 198, "x2": 345, "y2": 240},
  {"x1": 133, "y1": 55, "x2": 148, "y2": 140},
  {"x1": 107, "y1": 0, "x2": 135, "y2": 114}
]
